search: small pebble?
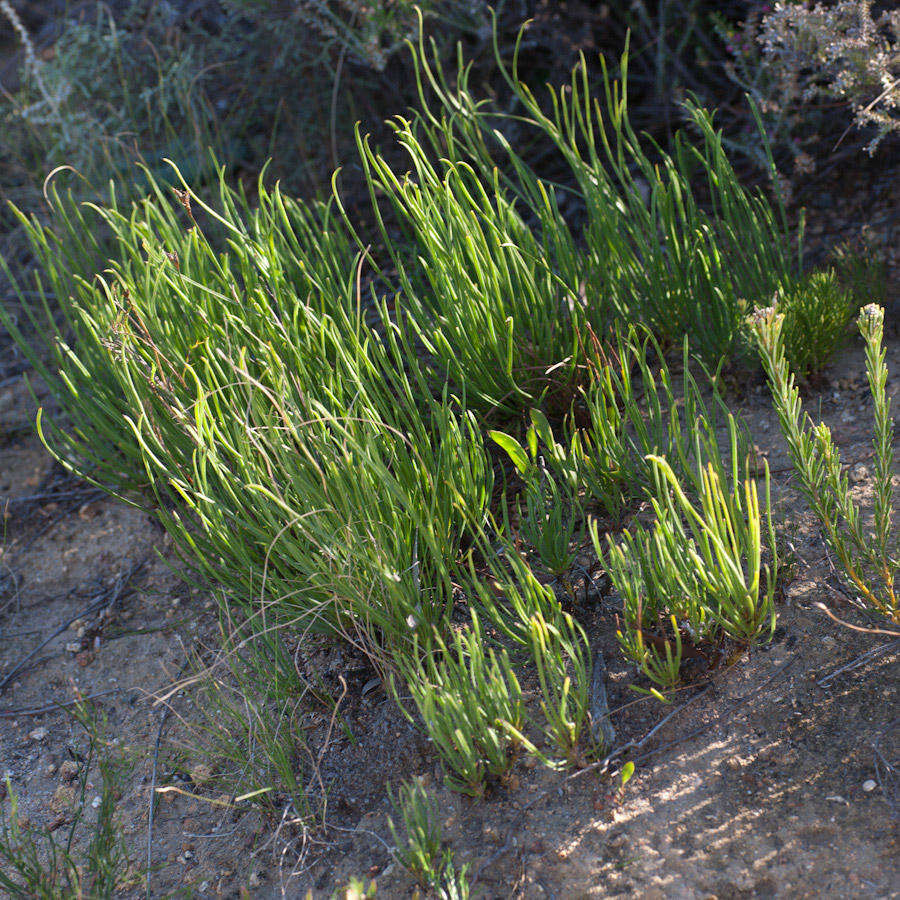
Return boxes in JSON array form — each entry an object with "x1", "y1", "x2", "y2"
[
  {"x1": 849, "y1": 463, "x2": 869, "y2": 483},
  {"x1": 29, "y1": 727, "x2": 49, "y2": 742},
  {"x1": 862, "y1": 779, "x2": 876, "y2": 792},
  {"x1": 190, "y1": 763, "x2": 214, "y2": 786}
]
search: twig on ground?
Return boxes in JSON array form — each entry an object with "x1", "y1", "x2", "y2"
[
  {"x1": 474, "y1": 654, "x2": 798, "y2": 887},
  {"x1": 813, "y1": 602, "x2": 900, "y2": 637},
  {"x1": 0, "y1": 687, "x2": 121, "y2": 718},
  {"x1": 817, "y1": 639, "x2": 899, "y2": 687},
  {"x1": 631, "y1": 656, "x2": 797, "y2": 765},
  {"x1": 4, "y1": 488, "x2": 103, "y2": 507}
]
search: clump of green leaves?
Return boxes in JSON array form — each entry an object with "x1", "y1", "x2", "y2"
[
  {"x1": 490, "y1": 328, "x2": 749, "y2": 533},
  {"x1": 389, "y1": 779, "x2": 469, "y2": 896},
  {"x1": 411, "y1": 19, "x2": 802, "y2": 366},
  {"x1": 333, "y1": 877, "x2": 378, "y2": 900},
  {"x1": 2, "y1": 165, "x2": 494, "y2": 664},
  {"x1": 389, "y1": 780, "x2": 444, "y2": 886},
  {"x1": 184, "y1": 630, "x2": 313, "y2": 821},
  {"x1": 582, "y1": 329, "x2": 752, "y2": 503},
  {"x1": 752, "y1": 303, "x2": 897, "y2": 623},
  {"x1": 394, "y1": 612, "x2": 525, "y2": 796},
  {"x1": 461, "y1": 546, "x2": 597, "y2": 761},
  {"x1": 594, "y1": 419, "x2": 778, "y2": 690},
  {"x1": 526, "y1": 602, "x2": 593, "y2": 761},
  {"x1": 512, "y1": 471, "x2": 582, "y2": 579},
  {"x1": 359, "y1": 119, "x2": 593, "y2": 415},
  {"x1": 491, "y1": 405, "x2": 627, "y2": 524}
]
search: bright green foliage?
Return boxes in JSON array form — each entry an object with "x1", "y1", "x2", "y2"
[
  {"x1": 359, "y1": 119, "x2": 592, "y2": 414},
  {"x1": 490, "y1": 414, "x2": 584, "y2": 576},
  {"x1": 411, "y1": 19, "x2": 802, "y2": 365},
  {"x1": 388, "y1": 780, "x2": 444, "y2": 885},
  {"x1": 595, "y1": 424, "x2": 778, "y2": 689},
  {"x1": 514, "y1": 472, "x2": 582, "y2": 578},
  {"x1": 527, "y1": 604, "x2": 593, "y2": 761},
  {"x1": 752, "y1": 304, "x2": 897, "y2": 623},
  {"x1": 437, "y1": 861, "x2": 472, "y2": 900},
  {"x1": 394, "y1": 613, "x2": 526, "y2": 795},
  {"x1": 490, "y1": 329, "x2": 749, "y2": 529},
  {"x1": 333, "y1": 877, "x2": 378, "y2": 900},
  {"x1": 0, "y1": 19, "x2": 856, "y2": 832},
  {"x1": 189, "y1": 635, "x2": 312, "y2": 820},
  {"x1": 506, "y1": 41, "x2": 801, "y2": 364},
  {"x1": 582, "y1": 329, "x2": 751, "y2": 503},
  {"x1": 777, "y1": 269, "x2": 862, "y2": 377},
  {"x1": 459, "y1": 545, "x2": 595, "y2": 761},
  {"x1": 1, "y1": 166, "x2": 494, "y2": 656},
  {"x1": 388, "y1": 779, "x2": 469, "y2": 895},
  {"x1": 1, "y1": 167, "x2": 359, "y2": 496},
  {"x1": 491, "y1": 406, "x2": 627, "y2": 521}
]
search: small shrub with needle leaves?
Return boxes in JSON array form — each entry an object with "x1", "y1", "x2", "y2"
[{"x1": 751, "y1": 303, "x2": 897, "y2": 624}]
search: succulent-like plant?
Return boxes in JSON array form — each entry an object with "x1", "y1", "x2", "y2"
[
  {"x1": 594, "y1": 418, "x2": 778, "y2": 690},
  {"x1": 393, "y1": 612, "x2": 526, "y2": 796}
]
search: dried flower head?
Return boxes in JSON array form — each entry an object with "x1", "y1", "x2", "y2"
[
  {"x1": 748, "y1": 304, "x2": 780, "y2": 327},
  {"x1": 858, "y1": 302, "x2": 885, "y2": 339}
]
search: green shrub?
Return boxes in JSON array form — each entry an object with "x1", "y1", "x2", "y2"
[
  {"x1": 514, "y1": 472, "x2": 582, "y2": 579},
  {"x1": 527, "y1": 603, "x2": 593, "y2": 761},
  {"x1": 777, "y1": 269, "x2": 862, "y2": 378},
  {"x1": 491, "y1": 405, "x2": 628, "y2": 524},
  {"x1": 489, "y1": 328, "x2": 750, "y2": 532},
  {"x1": 388, "y1": 778, "x2": 469, "y2": 896},
  {"x1": 409, "y1": 21, "x2": 803, "y2": 366},
  {"x1": 457, "y1": 543, "x2": 597, "y2": 761},
  {"x1": 2, "y1": 166, "x2": 494, "y2": 665},
  {"x1": 360, "y1": 119, "x2": 594, "y2": 414}
]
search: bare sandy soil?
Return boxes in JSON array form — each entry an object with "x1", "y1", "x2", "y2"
[{"x1": 0, "y1": 177, "x2": 897, "y2": 898}]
